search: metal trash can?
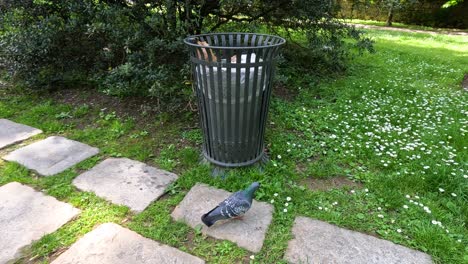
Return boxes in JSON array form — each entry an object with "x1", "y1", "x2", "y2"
[{"x1": 184, "y1": 33, "x2": 285, "y2": 168}]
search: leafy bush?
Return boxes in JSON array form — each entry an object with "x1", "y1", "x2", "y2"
[
  {"x1": 0, "y1": 1, "x2": 189, "y2": 102},
  {"x1": 0, "y1": 0, "x2": 373, "y2": 107}
]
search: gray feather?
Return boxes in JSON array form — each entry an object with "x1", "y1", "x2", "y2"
[{"x1": 219, "y1": 191, "x2": 252, "y2": 218}]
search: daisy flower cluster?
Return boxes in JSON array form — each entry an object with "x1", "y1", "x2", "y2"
[
  {"x1": 403, "y1": 194, "x2": 432, "y2": 214},
  {"x1": 270, "y1": 193, "x2": 292, "y2": 213},
  {"x1": 283, "y1": 82, "x2": 466, "y2": 194},
  {"x1": 276, "y1": 72, "x2": 466, "y2": 246}
]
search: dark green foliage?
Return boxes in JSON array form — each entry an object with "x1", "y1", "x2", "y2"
[
  {"x1": 1, "y1": 1, "x2": 99, "y2": 87},
  {"x1": 0, "y1": 0, "x2": 373, "y2": 105},
  {"x1": 0, "y1": 0, "x2": 191, "y2": 105}
]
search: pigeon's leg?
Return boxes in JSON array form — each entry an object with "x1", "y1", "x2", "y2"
[{"x1": 233, "y1": 215, "x2": 244, "y2": 220}]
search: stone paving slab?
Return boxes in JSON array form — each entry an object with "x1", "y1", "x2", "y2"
[
  {"x1": 171, "y1": 183, "x2": 273, "y2": 253},
  {"x1": 0, "y1": 119, "x2": 42, "y2": 149},
  {"x1": 0, "y1": 182, "x2": 80, "y2": 264},
  {"x1": 73, "y1": 158, "x2": 178, "y2": 212},
  {"x1": 284, "y1": 216, "x2": 432, "y2": 264},
  {"x1": 51, "y1": 223, "x2": 205, "y2": 264},
  {"x1": 3, "y1": 136, "x2": 99, "y2": 176}
]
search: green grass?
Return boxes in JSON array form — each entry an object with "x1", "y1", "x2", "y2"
[
  {"x1": 345, "y1": 19, "x2": 468, "y2": 33},
  {"x1": 0, "y1": 29, "x2": 467, "y2": 263}
]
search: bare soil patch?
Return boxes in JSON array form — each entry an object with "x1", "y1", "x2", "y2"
[
  {"x1": 301, "y1": 176, "x2": 362, "y2": 191},
  {"x1": 273, "y1": 83, "x2": 298, "y2": 101},
  {"x1": 50, "y1": 88, "x2": 197, "y2": 127},
  {"x1": 462, "y1": 73, "x2": 468, "y2": 91},
  {"x1": 52, "y1": 89, "x2": 159, "y2": 121}
]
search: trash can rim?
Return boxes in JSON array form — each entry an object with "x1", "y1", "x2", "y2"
[{"x1": 184, "y1": 32, "x2": 286, "y2": 50}]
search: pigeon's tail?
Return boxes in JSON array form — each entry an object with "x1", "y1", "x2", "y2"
[
  {"x1": 201, "y1": 213, "x2": 215, "y2": 227},
  {"x1": 201, "y1": 211, "x2": 225, "y2": 227}
]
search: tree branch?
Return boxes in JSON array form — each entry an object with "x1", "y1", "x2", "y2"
[{"x1": 209, "y1": 7, "x2": 276, "y2": 32}]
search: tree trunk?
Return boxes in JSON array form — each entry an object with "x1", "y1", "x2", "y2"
[{"x1": 386, "y1": 3, "x2": 394, "y2": 26}]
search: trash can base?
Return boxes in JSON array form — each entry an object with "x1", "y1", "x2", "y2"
[
  {"x1": 202, "y1": 150, "x2": 266, "y2": 168},
  {"x1": 200, "y1": 153, "x2": 269, "y2": 177}
]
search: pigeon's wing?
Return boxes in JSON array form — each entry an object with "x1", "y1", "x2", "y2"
[
  {"x1": 203, "y1": 204, "x2": 221, "y2": 218},
  {"x1": 219, "y1": 191, "x2": 252, "y2": 218}
]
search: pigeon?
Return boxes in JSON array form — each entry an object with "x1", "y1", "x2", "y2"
[{"x1": 201, "y1": 182, "x2": 260, "y2": 227}]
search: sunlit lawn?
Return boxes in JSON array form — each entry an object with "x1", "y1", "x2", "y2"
[
  {"x1": 0, "y1": 28, "x2": 466, "y2": 263},
  {"x1": 346, "y1": 18, "x2": 468, "y2": 33}
]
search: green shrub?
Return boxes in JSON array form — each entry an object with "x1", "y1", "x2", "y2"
[
  {"x1": 0, "y1": 0, "x2": 373, "y2": 107},
  {"x1": 0, "y1": 1, "x2": 189, "y2": 100}
]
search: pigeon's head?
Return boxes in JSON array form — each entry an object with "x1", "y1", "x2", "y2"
[
  {"x1": 250, "y1": 182, "x2": 260, "y2": 190},
  {"x1": 246, "y1": 182, "x2": 260, "y2": 196}
]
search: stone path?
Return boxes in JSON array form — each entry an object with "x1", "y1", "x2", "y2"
[
  {"x1": 0, "y1": 119, "x2": 433, "y2": 263},
  {"x1": 51, "y1": 223, "x2": 205, "y2": 264},
  {"x1": 0, "y1": 182, "x2": 80, "y2": 264},
  {"x1": 73, "y1": 158, "x2": 178, "y2": 212},
  {"x1": 0, "y1": 119, "x2": 42, "y2": 149},
  {"x1": 0, "y1": 120, "x2": 197, "y2": 263},
  {"x1": 284, "y1": 216, "x2": 432, "y2": 264},
  {"x1": 3, "y1": 136, "x2": 99, "y2": 176},
  {"x1": 171, "y1": 183, "x2": 273, "y2": 253}
]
